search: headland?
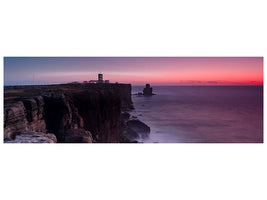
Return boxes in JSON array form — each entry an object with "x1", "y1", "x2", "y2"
[{"x1": 4, "y1": 83, "x2": 150, "y2": 143}]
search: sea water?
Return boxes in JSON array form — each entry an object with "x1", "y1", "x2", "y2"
[{"x1": 131, "y1": 86, "x2": 263, "y2": 143}]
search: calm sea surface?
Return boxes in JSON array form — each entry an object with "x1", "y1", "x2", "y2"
[{"x1": 131, "y1": 86, "x2": 263, "y2": 143}]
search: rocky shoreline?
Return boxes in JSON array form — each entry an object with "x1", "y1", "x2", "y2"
[
  {"x1": 4, "y1": 83, "x2": 150, "y2": 143},
  {"x1": 120, "y1": 110, "x2": 150, "y2": 143}
]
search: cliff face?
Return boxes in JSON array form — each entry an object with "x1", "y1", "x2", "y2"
[
  {"x1": 4, "y1": 97, "x2": 46, "y2": 139},
  {"x1": 42, "y1": 92, "x2": 85, "y2": 142},
  {"x1": 4, "y1": 84, "x2": 133, "y2": 143}
]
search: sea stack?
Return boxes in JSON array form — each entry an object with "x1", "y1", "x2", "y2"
[{"x1": 143, "y1": 84, "x2": 154, "y2": 95}]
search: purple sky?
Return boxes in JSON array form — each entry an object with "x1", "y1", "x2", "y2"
[{"x1": 4, "y1": 57, "x2": 263, "y2": 86}]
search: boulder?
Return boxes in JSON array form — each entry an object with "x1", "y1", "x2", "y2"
[
  {"x1": 126, "y1": 119, "x2": 150, "y2": 139},
  {"x1": 61, "y1": 129, "x2": 93, "y2": 143}
]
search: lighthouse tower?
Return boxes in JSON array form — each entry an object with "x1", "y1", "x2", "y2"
[{"x1": 98, "y1": 73, "x2": 103, "y2": 83}]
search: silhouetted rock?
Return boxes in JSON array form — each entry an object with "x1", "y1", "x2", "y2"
[
  {"x1": 126, "y1": 119, "x2": 150, "y2": 139},
  {"x1": 143, "y1": 84, "x2": 154, "y2": 95}
]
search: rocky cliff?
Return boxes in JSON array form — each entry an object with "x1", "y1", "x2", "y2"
[{"x1": 4, "y1": 83, "x2": 134, "y2": 143}]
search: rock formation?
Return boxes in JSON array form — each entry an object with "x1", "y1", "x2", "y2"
[
  {"x1": 61, "y1": 129, "x2": 93, "y2": 143},
  {"x1": 4, "y1": 83, "x2": 142, "y2": 143},
  {"x1": 4, "y1": 98, "x2": 46, "y2": 139},
  {"x1": 143, "y1": 84, "x2": 154, "y2": 95},
  {"x1": 126, "y1": 120, "x2": 150, "y2": 139},
  {"x1": 4, "y1": 131, "x2": 57, "y2": 143}
]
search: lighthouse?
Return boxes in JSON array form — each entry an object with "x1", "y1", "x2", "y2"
[{"x1": 98, "y1": 73, "x2": 103, "y2": 83}]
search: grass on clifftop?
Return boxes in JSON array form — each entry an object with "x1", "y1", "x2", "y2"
[{"x1": 4, "y1": 83, "x2": 128, "y2": 104}]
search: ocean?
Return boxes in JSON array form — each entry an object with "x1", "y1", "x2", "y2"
[{"x1": 131, "y1": 86, "x2": 263, "y2": 143}]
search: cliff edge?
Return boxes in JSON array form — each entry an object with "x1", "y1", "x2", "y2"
[{"x1": 4, "y1": 83, "x2": 137, "y2": 143}]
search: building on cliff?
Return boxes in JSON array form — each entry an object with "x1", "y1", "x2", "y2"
[
  {"x1": 98, "y1": 73, "x2": 103, "y2": 83},
  {"x1": 89, "y1": 73, "x2": 109, "y2": 84}
]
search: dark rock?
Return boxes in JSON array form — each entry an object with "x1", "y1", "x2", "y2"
[
  {"x1": 127, "y1": 120, "x2": 150, "y2": 132},
  {"x1": 120, "y1": 134, "x2": 133, "y2": 143},
  {"x1": 124, "y1": 127, "x2": 140, "y2": 140},
  {"x1": 61, "y1": 129, "x2": 93, "y2": 143},
  {"x1": 42, "y1": 92, "x2": 84, "y2": 142},
  {"x1": 121, "y1": 112, "x2": 130, "y2": 120},
  {"x1": 126, "y1": 119, "x2": 150, "y2": 139},
  {"x1": 143, "y1": 84, "x2": 154, "y2": 95},
  {"x1": 4, "y1": 137, "x2": 12, "y2": 142}
]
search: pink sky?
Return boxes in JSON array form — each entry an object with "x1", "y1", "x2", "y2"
[{"x1": 4, "y1": 57, "x2": 263, "y2": 85}]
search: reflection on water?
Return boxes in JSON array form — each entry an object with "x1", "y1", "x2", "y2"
[{"x1": 131, "y1": 86, "x2": 263, "y2": 143}]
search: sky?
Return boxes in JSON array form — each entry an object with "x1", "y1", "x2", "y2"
[{"x1": 4, "y1": 57, "x2": 263, "y2": 86}]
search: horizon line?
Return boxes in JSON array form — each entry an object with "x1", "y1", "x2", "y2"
[{"x1": 4, "y1": 83, "x2": 263, "y2": 87}]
